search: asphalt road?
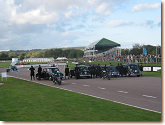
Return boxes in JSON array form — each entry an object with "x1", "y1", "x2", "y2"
[{"x1": 0, "y1": 68, "x2": 161, "y2": 113}]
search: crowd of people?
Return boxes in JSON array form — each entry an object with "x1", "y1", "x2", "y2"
[{"x1": 85, "y1": 54, "x2": 161, "y2": 63}]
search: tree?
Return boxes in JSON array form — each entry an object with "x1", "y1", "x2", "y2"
[
  {"x1": 0, "y1": 52, "x2": 9, "y2": 60},
  {"x1": 121, "y1": 49, "x2": 129, "y2": 55},
  {"x1": 19, "y1": 53, "x2": 26, "y2": 60}
]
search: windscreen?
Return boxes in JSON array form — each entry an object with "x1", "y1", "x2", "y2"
[
  {"x1": 80, "y1": 66, "x2": 88, "y2": 71},
  {"x1": 108, "y1": 66, "x2": 116, "y2": 71},
  {"x1": 51, "y1": 68, "x2": 59, "y2": 73},
  {"x1": 130, "y1": 65, "x2": 138, "y2": 70}
]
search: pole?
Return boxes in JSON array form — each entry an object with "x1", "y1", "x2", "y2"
[{"x1": 156, "y1": 46, "x2": 157, "y2": 63}]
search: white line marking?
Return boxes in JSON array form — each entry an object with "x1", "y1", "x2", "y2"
[
  {"x1": 98, "y1": 87, "x2": 106, "y2": 90},
  {"x1": 142, "y1": 95, "x2": 157, "y2": 99},
  {"x1": 62, "y1": 81, "x2": 65, "y2": 83},
  {"x1": 9, "y1": 75, "x2": 161, "y2": 114},
  {"x1": 71, "y1": 83, "x2": 77, "y2": 85},
  {"x1": 117, "y1": 91, "x2": 128, "y2": 94},
  {"x1": 83, "y1": 85, "x2": 89, "y2": 87}
]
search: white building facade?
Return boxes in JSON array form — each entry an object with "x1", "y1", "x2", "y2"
[{"x1": 23, "y1": 58, "x2": 54, "y2": 63}]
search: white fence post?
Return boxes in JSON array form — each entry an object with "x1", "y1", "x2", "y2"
[{"x1": 1, "y1": 72, "x2": 7, "y2": 81}]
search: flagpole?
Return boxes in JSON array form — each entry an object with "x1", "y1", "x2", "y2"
[{"x1": 156, "y1": 46, "x2": 157, "y2": 63}]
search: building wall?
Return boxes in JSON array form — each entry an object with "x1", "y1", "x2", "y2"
[{"x1": 23, "y1": 58, "x2": 54, "y2": 62}]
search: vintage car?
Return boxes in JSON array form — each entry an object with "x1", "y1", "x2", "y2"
[
  {"x1": 36, "y1": 67, "x2": 64, "y2": 80},
  {"x1": 74, "y1": 65, "x2": 91, "y2": 79},
  {"x1": 106, "y1": 66, "x2": 120, "y2": 77},
  {"x1": 127, "y1": 64, "x2": 142, "y2": 77},
  {"x1": 6, "y1": 65, "x2": 18, "y2": 72}
]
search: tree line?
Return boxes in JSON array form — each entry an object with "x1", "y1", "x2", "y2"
[
  {"x1": 0, "y1": 44, "x2": 161, "y2": 60},
  {"x1": 121, "y1": 44, "x2": 161, "y2": 56},
  {"x1": 0, "y1": 49, "x2": 84, "y2": 60}
]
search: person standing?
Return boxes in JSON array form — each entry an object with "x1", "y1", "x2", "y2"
[
  {"x1": 29, "y1": 66, "x2": 35, "y2": 80},
  {"x1": 88, "y1": 65, "x2": 93, "y2": 78},
  {"x1": 75, "y1": 65, "x2": 80, "y2": 79},
  {"x1": 38, "y1": 65, "x2": 42, "y2": 79},
  {"x1": 65, "y1": 65, "x2": 70, "y2": 79}
]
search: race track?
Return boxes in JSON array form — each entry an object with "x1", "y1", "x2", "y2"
[{"x1": 0, "y1": 67, "x2": 161, "y2": 113}]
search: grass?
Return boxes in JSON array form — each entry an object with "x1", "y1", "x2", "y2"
[
  {"x1": 0, "y1": 77, "x2": 161, "y2": 121},
  {"x1": 0, "y1": 62, "x2": 11, "y2": 68},
  {"x1": 142, "y1": 70, "x2": 161, "y2": 78}
]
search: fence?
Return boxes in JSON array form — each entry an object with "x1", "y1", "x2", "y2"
[{"x1": 92, "y1": 57, "x2": 161, "y2": 64}]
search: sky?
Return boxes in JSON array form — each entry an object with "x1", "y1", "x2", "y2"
[{"x1": 0, "y1": 0, "x2": 161, "y2": 50}]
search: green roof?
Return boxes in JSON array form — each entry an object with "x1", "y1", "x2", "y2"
[{"x1": 95, "y1": 38, "x2": 120, "y2": 48}]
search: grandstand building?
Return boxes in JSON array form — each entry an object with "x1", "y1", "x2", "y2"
[{"x1": 83, "y1": 38, "x2": 121, "y2": 58}]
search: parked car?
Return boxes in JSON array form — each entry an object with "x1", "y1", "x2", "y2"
[
  {"x1": 127, "y1": 64, "x2": 142, "y2": 77},
  {"x1": 75, "y1": 65, "x2": 91, "y2": 79},
  {"x1": 107, "y1": 66, "x2": 120, "y2": 77},
  {"x1": 6, "y1": 65, "x2": 18, "y2": 72},
  {"x1": 36, "y1": 67, "x2": 64, "y2": 80}
]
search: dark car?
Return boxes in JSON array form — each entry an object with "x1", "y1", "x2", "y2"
[
  {"x1": 36, "y1": 67, "x2": 64, "y2": 80},
  {"x1": 107, "y1": 66, "x2": 120, "y2": 77},
  {"x1": 75, "y1": 65, "x2": 91, "y2": 79},
  {"x1": 6, "y1": 65, "x2": 18, "y2": 72},
  {"x1": 127, "y1": 64, "x2": 142, "y2": 77}
]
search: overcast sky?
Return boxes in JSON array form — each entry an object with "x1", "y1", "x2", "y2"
[{"x1": 0, "y1": 0, "x2": 161, "y2": 50}]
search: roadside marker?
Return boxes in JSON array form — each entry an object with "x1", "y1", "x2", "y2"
[
  {"x1": 142, "y1": 95, "x2": 157, "y2": 99},
  {"x1": 71, "y1": 83, "x2": 77, "y2": 84},
  {"x1": 117, "y1": 91, "x2": 128, "y2": 94},
  {"x1": 83, "y1": 84, "x2": 89, "y2": 87},
  {"x1": 98, "y1": 87, "x2": 106, "y2": 90}
]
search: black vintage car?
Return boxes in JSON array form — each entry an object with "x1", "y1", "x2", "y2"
[
  {"x1": 127, "y1": 64, "x2": 142, "y2": 77},
  {"x1": 74, "y1": 65, "x2": 91, "y2": 79},
  {"x1": 36, "y1": 67, "x2": 64, "y2": 80},
  {"x1": 116, "y1": 64, "x2": 142, "y2": 77},
  {"x1": 107, "y1": 66, "x2": 120, "y2": 77}
]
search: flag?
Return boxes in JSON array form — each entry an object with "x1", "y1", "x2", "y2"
[{"x1": 143, "y1": 48, "x2": 147, "y2": 55}]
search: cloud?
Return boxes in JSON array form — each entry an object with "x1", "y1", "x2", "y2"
[
  {"x1": 107, "y1": 20, "x2": 133, "y2": 27},
  {"x1": 132, "y1": 3, "x2": 160, "y2": 12},
  {"x1": 0, "y1": 0, "x2": 161, "y2": 50},
  {"x1": 106, "y1": 19, "x2": 161, "y2": 28},
  {"x1": 10, "y1": 7, "x2": 59, "y2": 24},
  {"x1": 95, "y1": 3, "x2": 107, "y2": 13},
  {"x1": 64, "y1": 11, "x2": 73, "y2": 18}
]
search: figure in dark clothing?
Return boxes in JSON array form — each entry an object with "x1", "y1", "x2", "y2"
[
  {"x1": 139, "y1": 65, "x2": 143, "y2": 71},
  {"x1": 103, "y1": 64, "x2": 107, "y2": 71},
  {"x1": 29, "y1": 66, "x2": 35, "y2": 80},
  {"x1": 120, "y1": 63, "x2": 124, "y2": 76},
  {"x1": 96, "y1": 64, "x2": 101, "y2": 78},
  {"x1": 88, "y1": 65, "x2": 93, "y2": 78},
  {"x1": 75, "y1": 65, "x2": 80, "y2": 79},
  {"x1": 38, "y1": 65, "x2": 42, "y2": 79},
  {"x1": 65, "y1": 65, "x2": 70, "y2": 79}
]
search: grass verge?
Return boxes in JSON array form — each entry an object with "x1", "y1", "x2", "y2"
[
  {"x1": 0, "y1": 62, "x2": 11, "y2": 68},
  {"x1": 0, "y1": 77, "x2": 161, "y2": 121},
  {"x1": 142, "y1": 70, "x2": 161, "y2": 78}
]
